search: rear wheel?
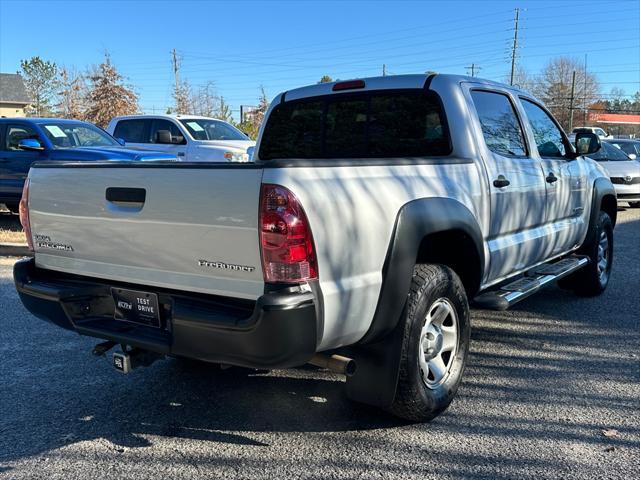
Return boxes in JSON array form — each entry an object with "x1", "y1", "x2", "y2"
[
  {"x1": 388, "y1": 264, "x2": 470, "y2": 422},
  {"x1": 559, "y1": 211, "x2": 613, "y2": 296}
]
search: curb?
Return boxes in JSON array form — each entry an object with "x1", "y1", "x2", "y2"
[{"x1": 0, "y1": 243, "x2": 31, "y2": 257}]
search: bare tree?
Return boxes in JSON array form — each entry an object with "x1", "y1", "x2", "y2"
[
  {"x1": 214, "y1": 96, "x2": 232, "y2": 122},
  {"x1": 171, "y1": 79, "x2": 192, "y2": 114},
  {"x1": 84, "y1": 53, "x2": 138, "y2": 128},
  {"x1": 508, "y1": 66, "x2": 537, "y2": 93},
  {"x1": 190, "y1": 81, "x2": 217, "y2": 117},
  {"x1": 56, "y1": 67, "x2": 86, "y2": 119},
  {"x1": 535, "y1": 57, "x2": 599, "y2": 130}
]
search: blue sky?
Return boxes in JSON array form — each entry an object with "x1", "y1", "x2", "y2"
[{"x1": 1, "y1": 0, "x2": 638, "y2": 118}]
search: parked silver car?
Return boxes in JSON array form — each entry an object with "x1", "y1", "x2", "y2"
[{"x1": 588, "y1": 141, "x2": 640, "y2": 207}]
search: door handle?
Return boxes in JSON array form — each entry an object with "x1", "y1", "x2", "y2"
[
  {"x1": 493, "y1": 175, "x2": 510, "y2": 188},
  {"x1": 546, "y1": 172, "x2": 558, "y2": 184},
  {"x1": 106, "y1": 187, "x2": 146, "y2": 204},
  {"x1": 0, "y1": 158, "x2": 9, "y2": 163},
  {"x1": 177, "y1": 152, "x2": 185, "y2": 157}
]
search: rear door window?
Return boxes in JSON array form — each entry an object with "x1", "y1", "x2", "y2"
[
  {"x1": 113, "y1": 119, "x2": 148, "y2": 143},
  {"x1": 259, "y1": 90, "x2": 450, "y2": 160},
  {"x1": 470, "y1": 90, "x2": 527, "y2": 157}
]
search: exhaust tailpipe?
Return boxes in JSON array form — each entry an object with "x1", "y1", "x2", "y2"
[{"x1": 309, "y1": 354, "x2": 356, "y2": 376}]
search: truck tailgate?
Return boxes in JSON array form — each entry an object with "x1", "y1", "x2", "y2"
[{"x1": 28, "y1": 164, "x2": 265, "y2": 299}]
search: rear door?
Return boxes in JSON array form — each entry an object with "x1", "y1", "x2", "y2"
[
  {"x1": 29, "y1": 164, "x2": 265, "y2": 299},
  {"x1": 467, "y1": 88, "x2": 548, "y2": 281},
  {"x1": 0, "y1": 122, "x2": 45, "y2": 202},
  {"x1": 519, "y1": 98, "x2": 589, "y2": 256}
]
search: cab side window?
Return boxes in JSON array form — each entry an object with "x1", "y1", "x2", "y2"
[
  {"x1": 471, "y1": 90, "x2": 527, "y2": 157},
  {"x1": 520, "y1": 99, "x2": 566, "y2": 158},
  {"x1": 149, "y1": 119, "x2": 185, "y2": 144},
  {"x1": 5, "y1": 125, "x2": 41, "y2": 151}
]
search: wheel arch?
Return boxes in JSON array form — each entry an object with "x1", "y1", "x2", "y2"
[
  {"x1": 358, "y1": 197, "x2": 484, "y2": 345},
  {"x1": 587, "y1": 177, "x2": 617, "y2": 243}
]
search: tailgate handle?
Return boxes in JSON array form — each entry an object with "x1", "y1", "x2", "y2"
[{"x1": 106, "y1": 187, "x2": 146, "y2": 204}]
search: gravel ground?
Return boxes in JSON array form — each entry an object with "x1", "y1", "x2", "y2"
[{"x1": 1, "y1": 209, "x2": 638, "y2": 480}]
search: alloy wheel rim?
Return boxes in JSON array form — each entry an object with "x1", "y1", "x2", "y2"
[
  {"x1": 597, "y1": 230, "x2": 610, "y2": 285},
  {"x1": 418, "y1": 298, "x2": 459, "y2": 389}
]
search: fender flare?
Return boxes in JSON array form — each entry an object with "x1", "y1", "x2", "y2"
[
  {"x1": 359, "y1": 197, "x2": 484, "y2": 345},
  {"x1": 346, "y1": 197, "x2": 484, "y2": 408},
  {"x1": 585, "y1": 177, "x2": 617, "y2": 245}
]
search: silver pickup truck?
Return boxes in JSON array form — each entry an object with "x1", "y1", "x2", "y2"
[{"x1": 14, "y1": 74, "x2": 616, "y2": 422}]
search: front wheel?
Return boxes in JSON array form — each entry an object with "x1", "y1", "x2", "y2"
[
  {"x1": 560, "y1": 211, "x2": 613, "y2": 296},
  {"x1": 388, "y1": 264, "x2": 470, "y2": 422}
]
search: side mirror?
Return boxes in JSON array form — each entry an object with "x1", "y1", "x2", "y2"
[
  {"x1": 628, "y1": 153, "x2": 637, "y2": 161},
  {"x1": 116, "y1": 137, "x2": 126, "y2": 146},
  {"x1": 18, "y1": 138, "x2": 44, "y2": 151},
  {"x1": 155, "y1": 130, "x2": 172, "y2": 144},
  {"x1": 575, "y1": 132, "x2": 601, "y2": 155}
]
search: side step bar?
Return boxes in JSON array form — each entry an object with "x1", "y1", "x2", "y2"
[{"x1": 474, "y1": 255, "x2": 590, "y2": 310}]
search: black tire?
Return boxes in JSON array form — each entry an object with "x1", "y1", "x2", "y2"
[
  {"x1": 559, "y1": 211, "x2": 613, "y2": 296},
  {"x1": 388, "y1": 264, "x2": 470, "y2": 422},
  {"x1": 4, "y1": 203, "x2": 19, "y2": 214}
]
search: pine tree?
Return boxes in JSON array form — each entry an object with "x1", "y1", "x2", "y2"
[
  {"x1": 19, "y1": 56, "x2": 58, "y2": 116},
  {"x1": 84, "y1": 54, "x2": 138, "y2": 127}
]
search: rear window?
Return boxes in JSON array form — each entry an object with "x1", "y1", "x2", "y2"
[
  {"x1": 258, "y1": 90, "x2": 451, "y2": 160},
  {"x1": 113, "y1": 119, "x2": 148, "y2": 143}
]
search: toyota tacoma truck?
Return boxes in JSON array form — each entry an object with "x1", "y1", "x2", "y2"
[{"x1": 14, "y1": 74, "x2": 616, "y2": 422}]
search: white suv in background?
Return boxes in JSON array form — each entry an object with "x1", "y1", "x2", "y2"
[{"x1": 106, "y1": 115, "x2": 255, "y2": 162}]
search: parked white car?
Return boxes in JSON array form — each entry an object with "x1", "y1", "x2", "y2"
[
  {"x1": 106, "y1": 115, "x2": 255, "y2": 162},
  {"x1": 571, "y1": 126, "x2": 613, "y2": 139}
]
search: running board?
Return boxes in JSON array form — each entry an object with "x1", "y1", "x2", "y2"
[{"x1": 473, "y1": 255, "x2": 590, "y2": 310}]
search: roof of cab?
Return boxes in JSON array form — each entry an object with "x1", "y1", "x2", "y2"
[
  {"x1": 110, "y1": 114, "x2": 223, "y2": 121},
  {"x1": 0, "y1": 117, "x2": 93, "y2": 124},
  {"x1": 279, "y1": 73, "x2": 530, "y2": 103}
]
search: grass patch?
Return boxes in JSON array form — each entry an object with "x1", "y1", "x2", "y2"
[{"x1": 0, "y1": 211, "x2": 25, "y2": 244}]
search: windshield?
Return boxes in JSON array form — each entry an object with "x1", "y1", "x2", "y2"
[
  {"x1": 588, "y1": 141, "x2": 632, "y2": 161},
  {"x1": 179, "y1": 119, "x2": 248, "y2": 141},
  {"x1": 40, "y1": 122, "x2": 119, "y2": 149},
  {"x1": 609, "y1": 141, "x2": 640, "y2": 157}
]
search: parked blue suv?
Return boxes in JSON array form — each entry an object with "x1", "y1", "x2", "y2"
[{"x1": 0, "y1": 118, "x2": 176, "y2": 213}]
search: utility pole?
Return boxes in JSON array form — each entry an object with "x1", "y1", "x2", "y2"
[
  {"x1": 568, "y1": 70, "x2": 576, "y2": 131},
  {"x1": 583, "y1": 54, "x2": 588, "y2": 125},
  {"x1": 466, "y1": 63, "x2": 481, "y2": 77},
  {"x1": 382, "y1": 64, "x2": 387, "y2": 76},
  {"x1": 509, "y1": 8, "x2": 520, "y2": 86},
  {"x1": 171, "y1": 48, "x2": 180, "y2": 95}
]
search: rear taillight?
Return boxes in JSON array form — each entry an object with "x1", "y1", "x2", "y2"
[
  {"x1": 19, "y1": 178, "x2": 34, "y2": 251},
  {"x1": 259, "y1": 184, "x2": 318, "y2": 283}
]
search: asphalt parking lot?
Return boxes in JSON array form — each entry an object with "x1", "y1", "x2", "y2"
[{"x1": 0, "y1": 209, "x2": 638, "y2": 480}]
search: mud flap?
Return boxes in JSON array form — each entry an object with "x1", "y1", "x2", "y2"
[{"x1": 345, "y1": 317, "x2": 405, "y2": 408}]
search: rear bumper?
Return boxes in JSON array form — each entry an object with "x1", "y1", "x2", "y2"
[{"x1": 14, "y1": 258, "x2": 317, "y2": 368}]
